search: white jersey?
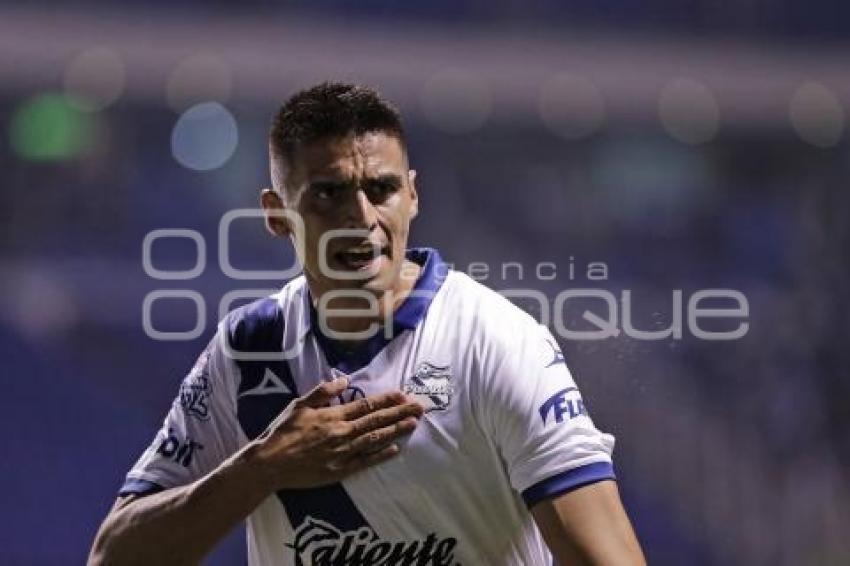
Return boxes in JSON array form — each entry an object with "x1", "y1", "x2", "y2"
[{"x1": 121, "y1": 248, "x2": 616, "y2": 565}]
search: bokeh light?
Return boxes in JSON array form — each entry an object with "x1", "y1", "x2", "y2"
[
  {"x1": 9, "y1": 93, "x2": 93, "y2": 161},
  {"x1": 171, "y1": 101, "x2": 238, "y2": 171},
  {"x1": 538, "y1": 73, "x2": 606, "y2": 140},
  {"x1": 166, "y1": 54, "x2": 232, "y2": 113},
  {"x1": 658, "y1": 78, "x2": 720, "y2": 145},
  {"x1": 789, "y1": 81, "x2": 844, "y2": 148},
  {"x1": 63, "y1": 47, "x2": 126, "y2": 112},
  {"x1": 7, "y1": 270, "x2": 78, "y2": 339},
  {"x1": 420, "y1": 70, "x2": 491, "y2": 134}
]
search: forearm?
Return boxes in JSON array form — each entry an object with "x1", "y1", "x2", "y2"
[
  {"x1": 89, "y1": 381, "x2": 420, "y2": 565},
  {"x1": 532, "y1": 480, "x2": 646, "y2": 566},
  {"x1": 89, "y1": 444, "x2": 272, "y2": 566}
]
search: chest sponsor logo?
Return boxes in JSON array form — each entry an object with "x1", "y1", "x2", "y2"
[
  {"x1": 288, "y1": 517, "x2": 458, "y2": 566},
  {"x1": 177, "y1": 347, "x2": 213, "y2": 420},
  {"x1": 403, "y1": 362, "x2": 453, "y2": 412},
  {"x1": 539, "y1": 387, "x2": 587, "y2": 425}
]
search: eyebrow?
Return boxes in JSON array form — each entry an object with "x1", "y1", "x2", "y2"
[
  {"x1": 308, "y1": 173, "x2": 403, "y2": 191},
  {"x1": 367, "y1": 173, "x2": 403, "y2": 187},
  {"x1": 308, "y1": 178, "x2": 352, "y2": 190}
]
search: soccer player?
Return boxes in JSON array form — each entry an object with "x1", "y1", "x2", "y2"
[{"x1": 90, "y1": 83, "x2": 645, "y2": 565}]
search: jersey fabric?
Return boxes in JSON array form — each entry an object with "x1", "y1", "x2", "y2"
[{"x1": 120, "y1": 248, "x2": 616, "y2": 565}]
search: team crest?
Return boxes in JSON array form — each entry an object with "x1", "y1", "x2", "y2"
[
  {"x1": 404, "y1": 361, "x2": 454, "y2": 412},
  {"x1": 177, "y1": 346, "x2": 213, "y2": 420}
]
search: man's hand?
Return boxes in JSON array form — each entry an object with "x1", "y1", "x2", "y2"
[
  {"x1": 88, "y1": 377, "x2": 422, "y2": 566},
  {"x1": 249, "y1": 377, "x2": 424, "y2": 491}
]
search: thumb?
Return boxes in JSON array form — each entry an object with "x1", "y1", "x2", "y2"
[{"x1": 299, "y1": 377, "x2": 349, "y2": 408}]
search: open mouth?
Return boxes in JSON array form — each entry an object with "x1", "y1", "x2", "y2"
[{"x1": 333, "y1": 244, "x2": 390, "y2": 272}]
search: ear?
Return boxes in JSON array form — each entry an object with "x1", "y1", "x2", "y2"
[
  {"x1": 408, "y1": 169, "x2": 419, "y2": 219},
  {"x1": 260, "y1": 188, "x2": 291, "y2": 237}
]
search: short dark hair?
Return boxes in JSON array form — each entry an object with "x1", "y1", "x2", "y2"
[{"x1": 269, "y1": 82, "x2": 405, "y2": 165}]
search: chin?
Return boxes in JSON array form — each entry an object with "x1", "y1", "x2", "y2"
[
  {"x1": 320, "y1": 271, "x2": 389, "y2": 293},
  {"x1": 361, "y1": 272, "x2": 394, "y2": 294}
]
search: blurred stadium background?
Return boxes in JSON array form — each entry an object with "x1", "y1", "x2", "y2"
[{"x1": 1, "y1": 1, "x2": 849, "y2": 564}]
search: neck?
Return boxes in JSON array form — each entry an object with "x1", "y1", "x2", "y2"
[{"x1": 311, "y1": 259, "x2": 422, "y2": 339}]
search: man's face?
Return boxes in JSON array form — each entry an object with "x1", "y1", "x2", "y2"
[{"x1": 263, "y1": 131, "x2": 418, "y2": 299}]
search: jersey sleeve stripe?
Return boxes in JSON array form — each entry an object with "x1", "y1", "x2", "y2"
[
  {"x1": 521, "y1": 461, "x2": 616, "y2": 508},
  {"x1": 118, "y1": 477, "x2": 165, "y2": 497}
]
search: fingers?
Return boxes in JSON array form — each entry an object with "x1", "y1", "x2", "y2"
[
  {"x1": 330, "y1": 414, "x2": 418, "y2": 470},
  {"x1": 346, "y1": 401, "x2": 424, "y2": 439},
  {"x1": 297, "y1": 377, "x2": 349, "y2": 409},
  {"x1": 334, "y1": 390, "x2": 412, "y2": 420},
  {"x1": 346, "y1": 416, "x2": 419, "y2": 454}
]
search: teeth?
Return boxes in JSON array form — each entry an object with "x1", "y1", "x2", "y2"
[
  {"x1": 337, "y1": 244, "x2": 384, "y2": 268},
  {"x1": 345, "y1": 246, "x2": 380, "y2": 255},
  {"x1": 339, "y1": 248, "x2": 380, "y2": 266}
]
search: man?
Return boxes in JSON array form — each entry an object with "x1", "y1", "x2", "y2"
[{"x1": 90, "y1": 83, "x2": 645, "y2": 565}]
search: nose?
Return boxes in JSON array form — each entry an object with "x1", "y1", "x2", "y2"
[{"x1": 344, "y1": 188, "x2": 378, "y2": 231}]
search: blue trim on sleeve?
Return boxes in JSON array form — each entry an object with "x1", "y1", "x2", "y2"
[
  {"x1": 118, "y1": 478, "x2": 165, "y2": 497},
  {"x1": 521, "y1": 461, "x2": 616, "y2": 508}
]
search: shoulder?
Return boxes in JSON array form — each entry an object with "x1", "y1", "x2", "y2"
[
  {"x1": 223, "y1": 275, "x2": 307, "y2": 353},
  {"x1": 439, "y1": 270, "x2": 543, "y2": 355}
]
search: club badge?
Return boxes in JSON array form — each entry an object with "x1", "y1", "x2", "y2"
[{"x1": 404, "y1": 361, "x2": 454, "y2": 412}]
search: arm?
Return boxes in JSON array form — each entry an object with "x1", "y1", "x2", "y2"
[
  {"x1": 89, "y1": 446, "x2": 272, "y2": 566},
  {"x1": 89, "y1": 378, "x2": 423, "y2": 566},
  {"x1": 474, "y1": 317, "x2": 641, "y2": 564},
  {"x1": 531, "y1": 480, "x2": 646, "y2": 566}
]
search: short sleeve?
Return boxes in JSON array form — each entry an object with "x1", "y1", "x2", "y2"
[
  {"x1": 119, "y1": 329, "x2": 242, "y2": 496},
  {"x1": 478, "y1": 322, "x2": 616, "y2": 508}
]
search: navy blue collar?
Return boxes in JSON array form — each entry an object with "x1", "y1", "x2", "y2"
[
  {"x1": 308, "y1": 247, "x2": 447, "y2": 373},
  {"x1": 391, "y1": 247, "x2": 447, "y2": 331}
]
